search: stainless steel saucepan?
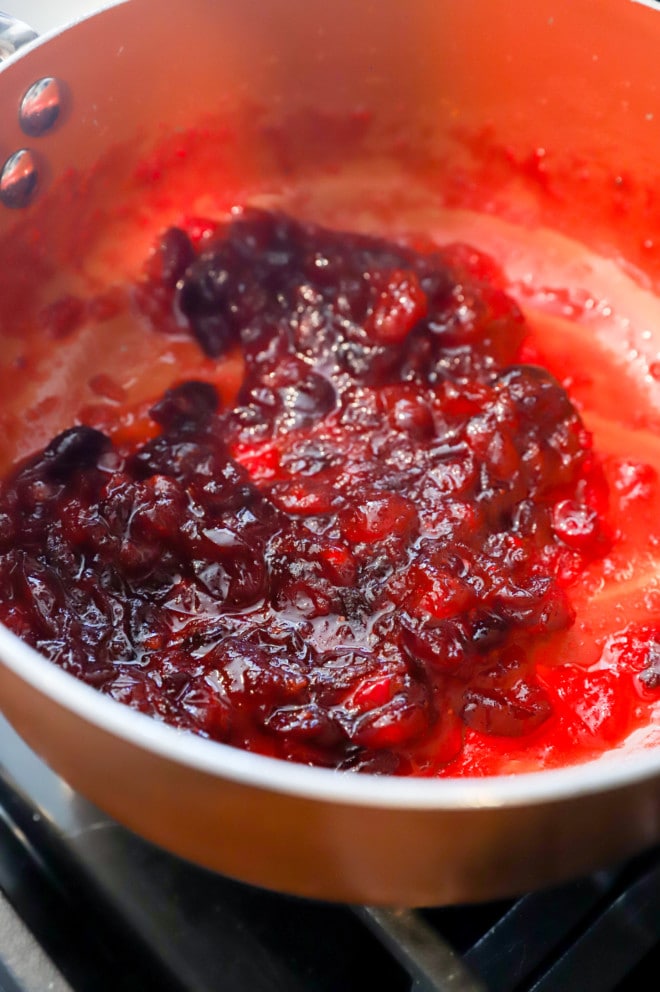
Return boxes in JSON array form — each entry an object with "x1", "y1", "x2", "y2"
[{"x1": 0, "y1": 0, "x2": 660, "y2": 906}]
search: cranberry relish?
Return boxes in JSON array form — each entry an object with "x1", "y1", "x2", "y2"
[{"x1": 0, "y1": 210, "x2": 611, "y2": 774}]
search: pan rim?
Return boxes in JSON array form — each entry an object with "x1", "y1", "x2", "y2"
[{"x1": 1, "y1": 619, "x2": 659, "y2": 811}]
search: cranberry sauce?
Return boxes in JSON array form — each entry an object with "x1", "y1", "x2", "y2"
[{"x1": 0, "y1": 210, "x2": 610, "y2": 775}]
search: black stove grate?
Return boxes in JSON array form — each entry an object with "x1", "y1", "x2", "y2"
[
  {"x1": 359, "y1": 850, "x2": 660, "y2": 991},
  {"x1": 0, "y1": 720, "x2": 659, "y2": 992}
]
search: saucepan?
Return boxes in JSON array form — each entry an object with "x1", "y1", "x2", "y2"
[{"x1": 1, "y1": 0, "x2": 660, "y2": 907}]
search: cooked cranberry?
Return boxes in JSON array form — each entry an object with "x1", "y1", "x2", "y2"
[
  {"x1": 266, "y1": 704, "x2": 343, "y2": 746},
  {"x1": 388, "y1": 393, "x2": 435, "y2": 438},
  {"x1": 365, "y1": 269, "x2": 428, "y2": 343},
  {"x1": 127, "y1": 476, "x2": 188, "y2": 543},
  {"x1": 240, "y1": 365, "x2": 337, "y2": 435},
  {"x1": 461, "y1": 677, "x2": 552, "y2": 737},
  {"x1": 460, "y1": 647, "x2": 552, "y2": 723},
  {"x1": 496, "y1": 365, "x2": 572, "y2": 421},
  {"x1": 347, "y1": 681, "x2": 433, "y2": 749},
  {"x1": 0, "y1": 511, "x2": 14, "y2": 549},
  {"x1": 551, "y1": 498, "x2": 603, "y2": 553},
  {"x1": 177, "y1": 678, "x2": 232, "y2": 740},
  {"x1": 187, "y1": 310, "x2": 234, "y2": 359},
  {"x1": 638, "y1": 643, "x2": 660, "y2": 690},
  {"x1": 341, "y1": 494, "x2": 418, "y2": 544},
  {"x1": 494, "y1": 578, "x2": 574, "y2": 634},
  {"x1": 0, "y1": 210, "x2": 612, "y2": 775},
  {"x1": 41, "y1": 426, "x2": 110, "y2": 482},
  {"x1": 401, "y1": 625, "x2": 466, "y2": 674},
  {"x1": 204, "y1": 635, "x2": 309, "y2": 702},
  {"x1": 150, "y1": 380, "x2": 219, "y2": 430},
  {"x1": 154, "y1": 227, "x2": 195, "y2": 289}
]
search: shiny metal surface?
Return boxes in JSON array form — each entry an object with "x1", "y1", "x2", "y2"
[
  {"x1": 358, "y1": 908, "x2": 486, "y2": 991},
  {"x1": 0, "y1": 0, "x2": 659, "y2": 905},
  {"x1": 7, "y1": 1, "x2": 116, "y2": 34},
  {"x1": 19, "y1": 76, "x2": 64, "y2": 136},
  {"x1": 0, "y1": 11, "x2": 36, "y2": 60},
  {"x1": 0, "y1": 892, "x2": 73, "y2": 992}
]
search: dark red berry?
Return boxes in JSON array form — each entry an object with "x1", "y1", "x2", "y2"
[
  {"x1": 155, "y1": 227, "x2": 196, "y2": 289},
  {"x1": 150, "y1": 380, "x2": 219, "y2": 430},
  {"x1": 41, "y1": 426, "x2": 110, "y2": 482}
]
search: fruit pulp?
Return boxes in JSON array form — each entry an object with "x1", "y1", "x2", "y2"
[{"x1": 2, "y1": 206, "x2": 660, "y2": 777}]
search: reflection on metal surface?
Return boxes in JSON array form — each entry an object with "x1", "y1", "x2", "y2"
[
  {"x1": 20, "y1": 77, "x2": 63, "y2": 136},
  {"x1": 0, "y1": 890, "x2": 73, "y2": 992},
  {"x1": 0, "y1": 715, "x2": 107, "y2": 836},
  {"x1": 0, "y1": 12, "x2": 37, "y2": 61},
  {"x1": 0, "y1": 148, "x2": 38, "y2": 208},
  {"x1": 357, "y1": 907, "x2": 487, "y2": 992}
]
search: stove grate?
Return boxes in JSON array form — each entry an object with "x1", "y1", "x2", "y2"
[
  {"x1": 0, "y1": 717, "x2": 659, "y2": 992},
  {"x1": 359, "y1": 849, "x2": 660, "y2": 992}
]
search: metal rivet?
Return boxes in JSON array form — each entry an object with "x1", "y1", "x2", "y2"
[
  {"x1": 19, "y1": 77, "x2": 63, "y2": 137},
  {"x1": 0, "y1": 149, "x2": 38, "y2": 208}
]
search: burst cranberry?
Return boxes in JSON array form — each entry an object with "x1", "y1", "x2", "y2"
[
  {"x1": 150, "y1": 380, "x2": 219, "y2": 430},
  {"x1": 365, "y1": 269, "x2": 428, "y2": 343},
  {"x1": 40, "y1": 426, "x2": 111, "y2": 482},
  {"x1": 551, "y1": 499, "x2": 603, "y2": 553},
  {"x1": 341, "y1": 494, "x2": 418, "y2": 544},
  {"x1": 461, "y1": 678, "x2": 552, "y2": 738},
  {"x1": 147, "y1": 227, "x2": 196, "y2": 289}
]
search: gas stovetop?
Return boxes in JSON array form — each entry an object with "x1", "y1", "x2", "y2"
[{"x1": 0, "y1": 712, "x2": 660, "y2": 992}]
